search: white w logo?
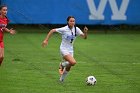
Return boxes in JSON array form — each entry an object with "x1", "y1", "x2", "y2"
[{"x1": 87, "y1": 0, "x2": 130, "y2": 20}]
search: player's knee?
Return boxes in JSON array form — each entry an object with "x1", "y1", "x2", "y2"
[{"x1": 71, "y1": 61, "x2": 76, "y2": 66}]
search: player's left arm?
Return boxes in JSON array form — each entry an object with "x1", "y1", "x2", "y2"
[
  {"x1": 80, "y1": 26, "x2": 88, "y2": 39},
  {"x1": 4, "y1": 28, "x2": 16, "y2": 35}
]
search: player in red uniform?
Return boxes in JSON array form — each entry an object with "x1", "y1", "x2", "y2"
[{"x1": 0, "y1": 5, "x2": 16, "y2": 66}]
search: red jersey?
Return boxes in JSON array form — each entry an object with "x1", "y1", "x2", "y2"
[{"x1": 0, "y1": 17, "x2": 9, "y2": 42}]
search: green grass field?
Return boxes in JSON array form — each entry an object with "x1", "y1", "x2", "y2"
[{"x1": 0, "y1": 26, "x2": 140, "y2": 93}]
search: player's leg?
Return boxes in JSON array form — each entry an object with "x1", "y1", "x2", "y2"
[
  {"x1": 59, "y1": 50, "x2": 71, "y2": 74},
  {"x1": 59, "y1": 52, "x2": 75, "y2": 75},
  {"x1": 63, "y1": 54, "x2": 76, "y2": 66},
  {"x1": 0, "y1": 48, "x2": 4, "y2": 66},
  {"x1": 59, "y1": 52, "x2": 75, "y2": 82},
  {"x1": 63, "y1": 51, "x2": 75, "y2": 71},
  {"x1": 0, "y1": 42, "x2": 4, "y2": 66}
]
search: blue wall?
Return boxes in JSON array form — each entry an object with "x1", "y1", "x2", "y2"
[{"x1": 1, "y1": 0, "x2": 140, "y2": 25}]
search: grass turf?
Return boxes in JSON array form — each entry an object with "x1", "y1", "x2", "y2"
[{"x1": 0, "y1": 27, "x2": 140, "y2": 93}]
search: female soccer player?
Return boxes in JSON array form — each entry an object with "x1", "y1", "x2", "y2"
[
  {"x1": 0, "y1": 5, "x2": 16, "y2": 66},
  {"x1": 42, "y1": 16, "x2": 88, "y2": 82}
]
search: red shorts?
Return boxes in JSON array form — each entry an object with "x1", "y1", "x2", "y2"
[{"x1": 0, "y1": 42, "x2": 4, "y2": 48}]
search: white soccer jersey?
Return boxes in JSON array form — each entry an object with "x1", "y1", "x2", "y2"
[{"x1": 56, "y1": 25, "x2": 84, "y2": 55}]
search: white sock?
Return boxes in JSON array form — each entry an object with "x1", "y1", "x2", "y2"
[
  {"x1": 62, "y1": 61, "x2": 69, "y2": 67},
  {"x1": 60, "y1": 69, "x2": 68, "y2": 82}
]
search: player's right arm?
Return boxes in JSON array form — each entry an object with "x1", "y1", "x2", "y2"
[
  {"x1": 42, "y1": 29, "x2": 56, "y2": 47},
  {"x1": 4, "y1": 28, "x2": 16, "y2": 35}
]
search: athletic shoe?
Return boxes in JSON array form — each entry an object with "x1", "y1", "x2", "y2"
[{"x1": 59, "y1": 62, "x2": 64, "y2": 75}]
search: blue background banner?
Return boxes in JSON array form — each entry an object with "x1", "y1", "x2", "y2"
[{"x1": 1, "y1": 0, "x2": 140, "y2": 25}]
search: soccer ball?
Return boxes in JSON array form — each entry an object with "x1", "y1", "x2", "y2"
[{"x1": 86, "y1": 76, "x2": 97, "y2": 86}]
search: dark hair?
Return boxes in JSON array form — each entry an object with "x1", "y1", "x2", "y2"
[
  {"x1": 0, "y1": 5, "x2": 7, "y2": 10},
  {"x1": 67, "y1": 16, "x2": 75, "y2": 22}
]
